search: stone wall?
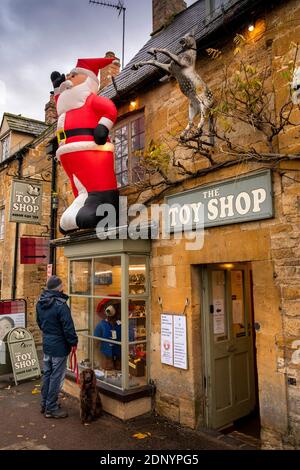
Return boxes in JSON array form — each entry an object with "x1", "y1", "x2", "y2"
[
  {"x1": 0, "y1": 135, "x2": 53, "y2": 344},
  {"x1": 0, "y1": 0, "x2": 298, "y2": 449},
  {"x1": 110, "y1": 0, "x2": 300, "y2": 446}
]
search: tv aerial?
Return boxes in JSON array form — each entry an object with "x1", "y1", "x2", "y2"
[{"x1": 89, "y1": 0, "x2": 126, "y2": 69}]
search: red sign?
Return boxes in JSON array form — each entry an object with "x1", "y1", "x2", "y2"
[{"x1": 20, "y1": 237, "x2": 49, "y2": 264}]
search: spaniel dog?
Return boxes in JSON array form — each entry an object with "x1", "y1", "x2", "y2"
[{"x1": 79, "y1": 368, "x2": 102, "y2": 424}]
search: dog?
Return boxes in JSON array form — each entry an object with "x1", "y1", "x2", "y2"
[
  {"x1": 132, "y1": 32, "x2": 214, "y2": 138},
  {"x1": 79, "y1": 368, "x2": 102, "y2": 424}
]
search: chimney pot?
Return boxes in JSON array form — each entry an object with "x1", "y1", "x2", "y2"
[
  {"x1": 152, "y1": 0, "x2": 186, "y2": 34},
  {"x1": 100, "y1": 51, "x2": 121, "y2": 90},
  {"x1": 44, "y1": 94, "x2": 57, "y2": 125}
]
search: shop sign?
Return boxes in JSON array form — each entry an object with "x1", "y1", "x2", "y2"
[
  {"x1": 161, "y1": 314, "x2": 188, "y2": 370},
  {"x1": 20, "y1": 237, "x2": 49, "y2": 264},
  {"x1": 6, "y1": 327, "x2": 41, "y2": 385},
  {"x1": 165, "y1": 170, "x2": 273, "y2": 232},
  {"x1": 9, "y1": 179, "x2": 42, "y2": 225}
]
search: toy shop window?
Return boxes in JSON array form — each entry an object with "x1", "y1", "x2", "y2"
[
  {"x1": 68, "y1": 253, "x2": 150, "y2": 392},
  {"x1": 112, "y1": 113, "x2": 145, "y2": 188},
  {"x1": 129, "y1": 256, "x2": 147, "y2": 295},
  {"x1": 128, "y1": 298, "x2": 147, "y2": 387},
  {"x1": 70, "y1": 259, "x2": 92, "y2": 295},
  {"x1": 94, "y1": 256, "x2": 121, "y2": 297}
]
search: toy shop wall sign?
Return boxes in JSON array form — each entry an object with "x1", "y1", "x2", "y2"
[
  {"x1": 6, "y1": 327, "x2": 41, "y2": 385},
  {"x1": 9, "y1": 179, "x2": 43, "y2": 225},
  {"x1": 161, "y1": 314, "x2": 188, "y2": 370},
  {"x1": 165, "y1": 170, "x2": 273, "y2": 232}
]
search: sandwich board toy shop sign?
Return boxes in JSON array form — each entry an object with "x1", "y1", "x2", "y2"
[{"x1": 6, "y1": 328, "x2": 41, "y2": 385}]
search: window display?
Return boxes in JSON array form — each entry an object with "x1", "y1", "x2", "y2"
[
  {"x1": 69, "y1": 254, "x2": 149, "y2": 391},
  {"x1": 129, "y1": 343, "x2": 146, "y2": 378},
  {"x1": 70, "y1": 260, "x2": 91, "y2": 295},
  {"x1": 129, "y1": 257, "x2": 146, "y2": 295},
  {"x1": 94, "y1": 256, "x2": 121, "y2": 297},
  {"x1": 94, "y1": 297, "x2": 122, "y2": 371}
]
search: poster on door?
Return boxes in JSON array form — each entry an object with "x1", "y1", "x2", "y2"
[
  {"x1": 213, "y1": 298, "x2": 225, "y2": 335},
  {"x1": 161, "y1": 314, "x2": 173, "y2": 366}
]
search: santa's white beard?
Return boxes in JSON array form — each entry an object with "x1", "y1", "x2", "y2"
[{"x1": 57, "y1": 76, "x2": 99, "y2": 116}]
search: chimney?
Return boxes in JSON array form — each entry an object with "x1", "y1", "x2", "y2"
[
  {"x1": 44, "y1": 94, "x2": 57, "y2": 125},
  {"x1": 100, "y1": 51, "x2": 121, "y2": 90},
  {"x1": 152, "y1": 0, "x2": 187, "y2": 34}
]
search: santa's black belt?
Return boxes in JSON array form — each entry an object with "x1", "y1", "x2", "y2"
[{"x1": 57, "y1": 128, "x2": 94, "y2": 143}]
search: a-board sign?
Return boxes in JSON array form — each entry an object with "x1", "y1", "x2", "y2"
[{"x1": 6, "y1": 327, "x2": 41, "y2": 385}]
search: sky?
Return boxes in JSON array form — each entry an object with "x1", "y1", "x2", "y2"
[{"x1": 0, "y1": 0, "x2": 196, "y2": 122}]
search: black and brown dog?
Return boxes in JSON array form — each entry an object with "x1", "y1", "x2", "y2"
[{"x1": 79, "y1": 368, "x2": 102, "y2": 424}]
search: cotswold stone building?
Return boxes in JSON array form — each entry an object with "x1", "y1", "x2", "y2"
[
  {"x1": 0, "y1": 113, "x2": 50, "y2": 337},
  {"x1": 1, "y1": 0, "x2": 300, "y2": 450}
]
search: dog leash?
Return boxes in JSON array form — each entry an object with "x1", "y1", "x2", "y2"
[{"x1": 70, "y1": 347, "x2": 79, "y2": 385}]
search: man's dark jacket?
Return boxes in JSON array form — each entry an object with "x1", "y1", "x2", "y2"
[{"x1": 36, "y1": 289, "x2": 78, "y2": 357}]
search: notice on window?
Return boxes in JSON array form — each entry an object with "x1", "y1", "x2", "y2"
[
  {"x1": 213, "y1": 298, "x2": 225, "y2": 335},
  {"x1": 232, "y1": 299, "x2": 243, "y2": 325},
  {"x1": 173, "y1": 315, "x2": 187, "y2": 370},
  {"x1": 161, "y1": 314, "x2": 173, "y2": 366}
]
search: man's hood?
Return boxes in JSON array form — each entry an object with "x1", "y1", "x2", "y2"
[{"x1": 37, "y1": 289, "x2": 69, "y2": 309}]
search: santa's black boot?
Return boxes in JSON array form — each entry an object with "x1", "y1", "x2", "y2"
[{"x1": 76, "y1": 189, "x2": 119, "y2": 230}]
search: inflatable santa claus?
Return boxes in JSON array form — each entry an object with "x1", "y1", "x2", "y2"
[{"x1": 51, "y1": 56, "x2": 120, "y2": 234}]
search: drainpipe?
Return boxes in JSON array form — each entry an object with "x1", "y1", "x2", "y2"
[
  {"x1": 11, "y1": 151, "x2": 24, "y2": 300},
  {"x1": 47, "y1": 139, "x2": 58, "y2": 274}
]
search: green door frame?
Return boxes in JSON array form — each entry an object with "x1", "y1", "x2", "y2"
[{"x1": 201, "y1": 263, "x2": 256, "y2": 429}]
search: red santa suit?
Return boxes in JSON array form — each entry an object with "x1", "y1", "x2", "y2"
[{"x1": 53, "y1": 57, "x2": 119, "y2": 233}]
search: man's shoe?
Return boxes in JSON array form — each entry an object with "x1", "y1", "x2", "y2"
[
  {"x1": 41, "y1": 403, "x2": 61, "y2": 414},
  {"x1": 44, "y1": 408, "x2": 68, "y2": 419}
]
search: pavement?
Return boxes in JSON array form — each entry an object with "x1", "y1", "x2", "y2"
[{"x1": 0, "y1": 378, "x2": 257, "y2": 451}]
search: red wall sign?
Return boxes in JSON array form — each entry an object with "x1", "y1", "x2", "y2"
[{"x1": 20, "y1": 237, "x2": 49, "y2": 264}]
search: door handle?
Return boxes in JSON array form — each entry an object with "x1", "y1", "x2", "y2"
[{"x1": 227, "y1": 345, "x2": 237, "y2": 353}]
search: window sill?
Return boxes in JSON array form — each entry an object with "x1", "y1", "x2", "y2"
[{"x1": 65, "y1": 369, "x2": 155, "y2": 403}]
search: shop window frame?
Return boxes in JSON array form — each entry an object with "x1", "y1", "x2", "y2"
[{"x1": 67, "y1": 253, "x2": 150, "y2": 392}]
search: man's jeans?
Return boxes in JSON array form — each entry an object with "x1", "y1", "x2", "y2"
[{"x1": 41, "y1": 355, "x2": 67, "y2": 412}]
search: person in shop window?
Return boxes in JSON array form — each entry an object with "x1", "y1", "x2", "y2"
[{"x1": 94, "y1": 298, "x2": 135, "y2": 371}]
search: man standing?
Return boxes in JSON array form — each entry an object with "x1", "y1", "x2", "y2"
[{"x1": 36, "y1": 275, "x2": 78, "y2": 418}]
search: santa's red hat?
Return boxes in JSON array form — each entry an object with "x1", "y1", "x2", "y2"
[{"x1": 70, "y1": 56, "x2": 120, "y2": 84}]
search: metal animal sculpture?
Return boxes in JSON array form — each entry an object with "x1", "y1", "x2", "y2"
[
  {"x1": 292, "y1": 66, "x2": 300, "y2": 105},
  {"x1": 132, "y1": 33, "x2": 214, "y2": 138}
]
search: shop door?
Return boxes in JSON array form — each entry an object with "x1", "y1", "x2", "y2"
[{"x1": 203, "y1": 264, "x2": 256, "y2": 429}]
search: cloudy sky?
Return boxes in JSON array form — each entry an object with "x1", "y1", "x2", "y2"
[{"x1": 0, "y1": 0, "x2": 196, "y2": 122}]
